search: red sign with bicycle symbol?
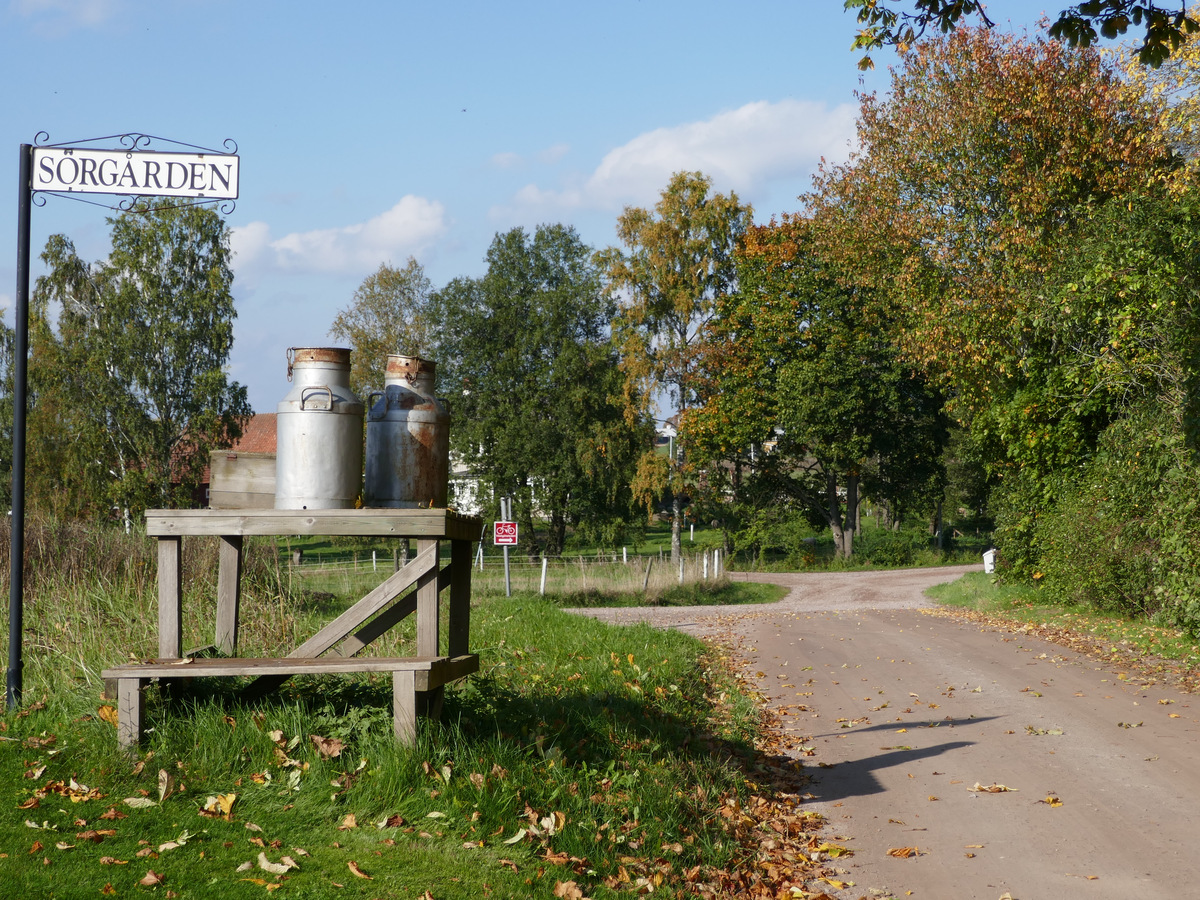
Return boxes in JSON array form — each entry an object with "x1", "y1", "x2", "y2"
[{"x1": 493, "y1": 521, "x2": 518, "y2": 545}]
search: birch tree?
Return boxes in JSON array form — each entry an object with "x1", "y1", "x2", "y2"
[{"x1": 597, "y1": 171, "x2": 753, "y2": 562}]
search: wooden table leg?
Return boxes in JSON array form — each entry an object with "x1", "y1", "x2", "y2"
[
  {"x1": 448, "y1": 538, "x2": 471, "y2": 657},
  {"x1": 158, "y1": 537, "x2": 182, "y2": 659},
  {"x1": 393, "y1": 669, "x2": 417, "y2": 743},
  {"x1": 415, "y1": 540, "x2": 440, "y2": 657},
  {"x1": 215, "y1": 535, "x2": 243, "y2": 656}
]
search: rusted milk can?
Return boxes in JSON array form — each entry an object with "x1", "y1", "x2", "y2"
[
  {"x1": 275, "y1": 347, "x2": 364, "y2": 509},
  {"x1": 364, "y1": 355, "x2": 450, "y2": 508}
]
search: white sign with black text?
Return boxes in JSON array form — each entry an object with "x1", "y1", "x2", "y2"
[{"x1": 32, "y1": 147, "x2": 239, "y2": 200}]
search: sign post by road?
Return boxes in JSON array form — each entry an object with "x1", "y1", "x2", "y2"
[
  {"x1": 8, "y1": 133, "x2": 238, "y2": 710},
  {"x1": 494, "y1": 500, "x2": 517, "y2": 597}
]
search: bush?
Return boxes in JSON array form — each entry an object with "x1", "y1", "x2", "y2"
[{"x1": 1031, "y1": 407, "x2": 1200, "y2": 630}]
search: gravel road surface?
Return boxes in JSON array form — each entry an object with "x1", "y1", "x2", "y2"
[{"x1": 569, "y1": 565, "x2": 1200, "y2": 899}]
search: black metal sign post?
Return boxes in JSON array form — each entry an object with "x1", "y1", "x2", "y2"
[
  {"x1": 7, "y1": 134, "x2": 238, "y2": 711},
  {"x1": 8, "y1": 144, "x2": 32, "y2": 709}
]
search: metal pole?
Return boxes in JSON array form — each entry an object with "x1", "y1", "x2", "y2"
[
  {"x1": 502, "y1": 497, "x2": 511, "y2": 598},
  {"x1": 8, "y1": 144, "x2": 32, "y2": 710}
]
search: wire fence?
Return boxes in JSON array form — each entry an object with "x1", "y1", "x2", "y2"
[{"x1": 280, "y1": 545, "x2": 729, "y2": 596}]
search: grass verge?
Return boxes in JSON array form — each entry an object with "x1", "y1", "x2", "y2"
[{"x1": 927, "y1": 571, "x2": 1200, "y2": 691}]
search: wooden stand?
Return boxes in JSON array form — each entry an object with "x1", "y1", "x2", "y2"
[{"x1": 102, "y1": 509, "x2": 483, "y2": 748}]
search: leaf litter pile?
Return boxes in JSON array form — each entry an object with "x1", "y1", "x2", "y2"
[{"x1": 926, "y1": 606, "x2": 1200, "y2": 693}]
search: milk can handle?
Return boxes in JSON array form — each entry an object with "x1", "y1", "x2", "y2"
[
  {"x1": 299, "y1": 385, "x2": 333, "y2": 410},
  {"x1": 366, "y1": 390, "x2": 385, "y2": 420}
]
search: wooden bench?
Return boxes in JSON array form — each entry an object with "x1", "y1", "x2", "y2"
[{"x1": 101, "y1": 654, "x2": 479, "y2": 749}]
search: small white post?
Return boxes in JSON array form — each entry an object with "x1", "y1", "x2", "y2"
[
  {"x1": 703, "y1": 553, "x2": 708, "y2": 580},
  {"x1": 678, "y1": 554, "x2": 684, "y2": 584},
  {"x1": 690, "y1": 523, "x2": 694, "y2": 542},
  {"x1": 623, "y1": 546, "x2": 627, "y2": 564},
  {"x1": 372, "y1": 550, "x2": 377, "y2": 572},
  {"x1": 540, "y1": 556, "x2": 548, "y2": 595}
]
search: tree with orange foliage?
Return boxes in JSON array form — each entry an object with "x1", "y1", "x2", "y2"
[{"x1": 806, "y1": 26, "x2": 1171, "y2": 421}]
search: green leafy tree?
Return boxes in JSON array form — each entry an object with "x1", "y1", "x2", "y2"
[
  {"x1": 434, "y1": 225, "x2": 650, "y2": 557},
  {"x1": 846, "y1": 0, "x2": 1199, "y2": 68},
  {"x1": 689, "y1": 218, "x2": 947, "y2": 558},
  {"x1": 0, "y1": 315, "x2": 14, "y2": 509},
  {"x1": 329, "y1": 257, "x2": 436, "y2": 398},
  {"x1": 29, "y1": 203, "x2": 250, "y2": 521},
  {"x1": 597, "y1": 171, "x2": 753, "y2": 562}
]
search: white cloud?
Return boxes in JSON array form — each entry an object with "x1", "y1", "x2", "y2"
[
  {"x1": 231, "y1": 196, "x2": 449, "y2": 280},
  {"x1": 490, "y1": 152, "x2": 523, "y2": 169},
  {"x1": 496, "y1": 98, "x2": 857, "y2": 218},
  {"x1": 537, "y1": 143, "x2": 570, "y2": 165},
  {"x1": 13, "y1": 0, "x2": 119, "y2": 27},
  {"x1": 491, "y1": 142, "x2": 571, "y2": 170}
]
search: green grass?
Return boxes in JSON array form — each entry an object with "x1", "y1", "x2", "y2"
[
  {"x1": 0, "y1": 518, "x2": 789, "y2": 899},
  {"x1": 927, "y1": 571, "x2": 1200, "y2": 667},
  {"x1": 555, "y1": 580, "x2": 786, "y2": 608}
]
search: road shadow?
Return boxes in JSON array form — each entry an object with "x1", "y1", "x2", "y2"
[
  {"x1": 809, "y1": 715, "x2": 1001, "y2": 739},
  {"x1": 804, "y1": 740, "x2": 975, "y2": 802}
]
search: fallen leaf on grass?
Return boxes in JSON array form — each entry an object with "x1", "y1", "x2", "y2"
[
  {"x1": 200, "y1": 793, "x2": 237, "y2": 820},
  {"x1": 123, "y1": 797, "x2": 158, "y2": 809},
  {"x1": 968, "y1": 783, "x2": 1017, "y2": 793},
  {"x1": 98, "y1": 706, "x2": 119, "y2": 727},
  {"x1": 887, "y1": 847, "x2": 921, "y2": 858},
  {"x1": 99, "y1": 857, "x2": 128, "y2": 865},
  {"x1": 158, "y1": 769, "x2": 176, "y2": 802},
  {"x1": 338, "y1": 814, "x2": 357, "y2": 830},
  {"x1": 77, "y1": 829, "x2": 117, "y2": 843},
  {"x1": 554, "y1": 881, "x2": 584, "y2": 899},
  {"x1": 258, "y1": 852, "x2": 295, "y2": 874},
  {"x1": 347, "y1": 860, "x2": 372, "y2": 879},
  {"x1": 139, "y1": 871, "x2": 165, "y2": 887},
  {"x1": 310, "y1": 735, "x2": 343, "y2": 759}
]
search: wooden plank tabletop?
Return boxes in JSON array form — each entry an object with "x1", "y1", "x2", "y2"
[{"x1": 145, "y1": 508, "x2": 484, "y2": 541}]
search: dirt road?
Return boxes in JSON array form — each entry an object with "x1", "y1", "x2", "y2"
[{"x1": 574, "y1": 566, "x2": 1200, "y2": 899}]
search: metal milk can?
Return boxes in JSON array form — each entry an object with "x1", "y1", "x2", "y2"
[
  {"x1": 364, "y1": 355, "x2": 450, "y2": 508},
  {"x1": 275, "y1": 347, "x2": 364, "y2": 509}
]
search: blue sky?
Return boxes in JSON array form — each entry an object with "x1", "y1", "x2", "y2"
[{"x1": 2, "y1": 0, "x2": 1057, "y2": 412}]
